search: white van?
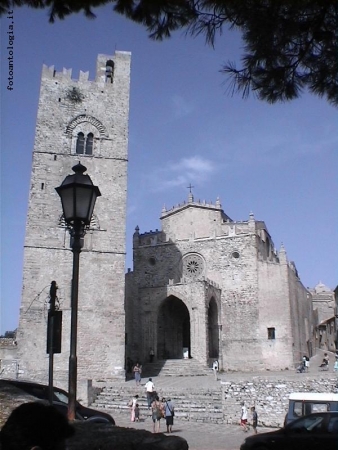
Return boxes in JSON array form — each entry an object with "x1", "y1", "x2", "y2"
[{"x1": 285, "y1": 392, "x2": 338, "y2": 425}]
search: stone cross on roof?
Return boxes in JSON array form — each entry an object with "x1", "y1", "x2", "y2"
[
  {"x1": 187, "y1": 183, "x2": 194, "y2": 202},
  {"x1": 187, "y1": 183, "x2": 194, "y2": 193}
]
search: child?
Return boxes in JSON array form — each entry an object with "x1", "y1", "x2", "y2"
[
  {"x1": 334, "y1": 359, "x2": 338, "y2": 372},
  {"x1": 134, "y1": 403, "x2": 140, "y2": 422},
  {"x1": 251, "y1": 406, "x2": 258, "y2": 434},
  {"x1": 240, "y1": 402, "x2": 249, "y2": 432}
]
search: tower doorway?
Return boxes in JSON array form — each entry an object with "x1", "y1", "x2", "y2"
[
  {"x1": 208, "y1": 297, "x2": 219, "y2": 359},
  {"x1": 157, "y1": 295, "x2": 191, "y2": 359}
]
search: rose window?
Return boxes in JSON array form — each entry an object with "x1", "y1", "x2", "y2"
[{"x1": 182, "y1": 254, "x2": 204, "y2": 279}]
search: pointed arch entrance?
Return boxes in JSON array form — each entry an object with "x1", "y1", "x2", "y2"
[
  {"x1": 157, "y1": 295, "x2": 191, "y2": 359},
  {"x1": 208, "y1": 297, "x2": 219, "y2": 359}
]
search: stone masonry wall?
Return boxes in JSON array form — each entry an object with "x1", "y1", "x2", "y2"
[
  {"x1": 17, "y1": 51, "x2": 131, "y2": 384},
  {"x1": 257, "y1": 260, "x2": 294, "y2": 369},
  {"x1": 221, "y1": 376, "x2": 338, "y2": 427}
]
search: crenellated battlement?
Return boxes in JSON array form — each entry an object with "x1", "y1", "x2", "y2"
[
  {"x1": 42, "y1": 64, "x2": 73, "y2": 80},
  {"x1": 41, "y1": 65, "x2": 92, "y2": 83},
  {"x1": 139, "y1": 229, "x2": 161, "y2": 236},
  {"x1": 40, "y1": 51, "x2": 131, "y2": 84},
  {"x1": 161, "y1": 195, "x2": 223, "y2": 217},
  {"x1": 137, "y1": 229, "x2": 166, "y2": 246}
]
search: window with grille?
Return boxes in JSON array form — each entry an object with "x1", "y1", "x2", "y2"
[
  {"x1": 268, "y1": 327, "x2": 275, "y2": 339},
  {"x1": 76, "y1": 132, "x2": 85, "y2": 154},
  {"x1": 76, "y1": 132, "x2": 94, "y2": 155}
]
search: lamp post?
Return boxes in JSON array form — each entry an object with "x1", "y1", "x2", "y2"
[{"x1": 55, "y1": 162, "x2": 101, "y2": 420}]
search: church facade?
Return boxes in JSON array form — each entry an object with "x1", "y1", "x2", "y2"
[
  {"x1": 125, "y1": 193, "x2": 314, "y2": 371},
  {"x1": 16, "y1": 52, "x2": 131, "y2": 383}
]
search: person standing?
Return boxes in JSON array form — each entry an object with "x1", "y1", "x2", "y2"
[
  {"x1": 129, "y1": 394, "x2": 139, "y2": 422},
  {"x1": 145, "y1": 377, "x2": 156, "y2": 408},
  {"x1": 240, "y1": 401, "x2": 249, "y2": 432},
  {"x1": 334, "y1": 355, "x2": 338, "y2": 372},
  {"x1": 305, "y1": 355, "x2": 310, "y2": 372},
  {"x1": 133, "y1": 362, "x2": 142, "y2": 386},
  {"x1": 134, "y1": 403, "x2": 140, "y2": 422},
  {"x1": 251, "y1": 406, "x2": 258, "y2": 434},
  {"x1": 149, "y1": 347, "x2": 155, "y2": 363},
  {"x1": 212, "y1": 359, "x2": 219, "y2": 380},
  {"x1": 302, "y1": 355, "x2": 307, "y2": 371},
  {"x1": 164, "y1": 397, "x2": 175, "y2": 433},
  {"x1": 151, "y1": 395, "x2": 163, "y2": 433}
]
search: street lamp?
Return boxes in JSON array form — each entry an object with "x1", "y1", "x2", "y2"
[{"x1": 55, "y1": 162, "x2": 101, "y2": 420}]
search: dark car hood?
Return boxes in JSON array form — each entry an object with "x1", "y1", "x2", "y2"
[{"x1": 243, "y1": 428, "x2": 284, "y2": 444}]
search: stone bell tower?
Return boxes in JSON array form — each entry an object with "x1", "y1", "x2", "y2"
[{"x1": 16, "y1": 51, "x2": 131, "y2": 386}]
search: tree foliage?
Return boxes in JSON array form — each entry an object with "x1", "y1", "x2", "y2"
[
  {"x1": 1, "y1": 0, "x2": 336, "y2": 106},
  {"x1": 0, "y1": 330, "x2": 16, "y2": 339}
]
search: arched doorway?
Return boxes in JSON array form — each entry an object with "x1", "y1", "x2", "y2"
[
  {"x1": 208, "y1": 297, "x2": 219, "y2": 359},
  {"x1": 157, "y1": 296, "x2": 191, "y2": 359}
]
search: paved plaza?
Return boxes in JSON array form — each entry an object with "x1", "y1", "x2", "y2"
[
  {"x1": 116, "y1": 412, "x2": 274, "y2": 450},
  {"x1": 112, "y1": 350, "x2": 336, "y2": 450}
]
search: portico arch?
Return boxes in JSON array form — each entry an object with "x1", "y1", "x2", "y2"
[
  {"x1": 208, "y1": 297, "x2": 219, "y2": 359},
  {"x1": 157, "y1": 295, "x2": 191, "y2": 359}
]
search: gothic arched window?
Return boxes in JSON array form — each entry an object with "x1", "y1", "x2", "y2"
[
  {"x1": 85, "y1": 133, "x2": 93, "y2": 155},
  {"x1": 76, "y1": 132, "x2": 85, "y2": 154}
]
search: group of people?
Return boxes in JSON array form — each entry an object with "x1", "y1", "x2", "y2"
[
  {"x1": 319, "y1": 352, "x2": 338, "y2": 371},
  {"x1": 240, "y1": 402, "x2": 258, "y2": 434},
  {"x1": 296, "y1": 352, "x2": 338, "y2": 373},
  {"x1": 150, "y1": 394, "x2": 175, "y2": 434},
  {"x1": 129, "y1": 377, "x2": 175, "y2": 433}
]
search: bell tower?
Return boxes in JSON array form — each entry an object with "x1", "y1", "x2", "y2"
[{"x1": 16, "y1": 51, "x2": 131, "y2": 385}]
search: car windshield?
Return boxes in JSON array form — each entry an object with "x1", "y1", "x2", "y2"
[
  {"x1": 54, "y1": 390, "x2": 69, "y2": 403},
  {"x1": 288, "y1": 415, "x2": 324, "y2": 431}
]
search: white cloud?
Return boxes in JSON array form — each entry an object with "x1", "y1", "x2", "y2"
[
  {"x1": 127, "y1": 204, "x2": 137, "y2": 216},
  {"x1": 171, "y1": 95, "x2": 195, "y2": 118},
  {"x1": 147, "y1": 156, "x2": 218, "y2": 192},
  {"x1": 168, "y1": 156, "x2": 215, "y2": 174}
]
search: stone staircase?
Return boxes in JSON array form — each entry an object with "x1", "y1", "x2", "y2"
[
  {"x1": 92, "y1": 359, "x2": 222, "y2": 423},
  {"x1": 140, "y1": 358, "x2": 211, "y2": 378},
  {"x1": 92, "y1": 384, "x2": 224, "y2": 424}
]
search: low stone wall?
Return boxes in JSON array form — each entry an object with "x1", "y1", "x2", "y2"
[
  {"x1": 0, "y1": 360, "x2": 19, "y2": 378},
  {"x1": 221, "y1": 376, "x2": 338, "y2": 427},
  {"x1": 0, "y1": 339, "x2": 19, "y2": 379}
]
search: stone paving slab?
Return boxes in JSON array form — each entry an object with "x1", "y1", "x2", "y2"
[{"x1": 115, "y1": 412, "x2": 276, "y2": 450}]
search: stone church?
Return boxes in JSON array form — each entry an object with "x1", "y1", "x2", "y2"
[
  {"x1": 15, "y1": 52, "x2": 313, "y2": 387},
  {"x1": 125, "y1": 193, "x2": 313, "y2": 371}
]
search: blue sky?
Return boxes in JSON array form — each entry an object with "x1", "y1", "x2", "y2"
[{"x1": 0, "y1": 5, "x2": 337, "y2": 334}]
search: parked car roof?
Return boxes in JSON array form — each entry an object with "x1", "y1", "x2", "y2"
[
  {"x1": 289, "y1": 392, "x2": 338, "y2": 401},
  {"x1": 241, "y1": 412, "x2": 338, "y2": 450},
  {"x1": 0, "y1": 379, "x2": 115, "y2": 425}
]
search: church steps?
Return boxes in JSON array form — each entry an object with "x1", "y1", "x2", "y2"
[
  {"x1": 92, "y1": 385, "x2": 223, "y2": 423},
  {"x1": 140, "y1": 359, "x2": 211, "y2": 378}
]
